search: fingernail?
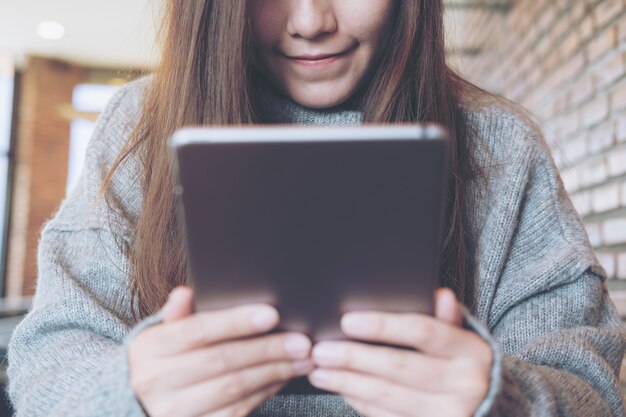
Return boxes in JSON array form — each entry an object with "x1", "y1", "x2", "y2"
[
  {"x1": 167, "y1": 287, "x2": 184, "y2": 303},
  {"x1": 250, "y1": 307, "x2": 278, "y2": 331},
  {"x1": 284, "y1": 334, "x2": 311, "y2": 359},
  {"x1": 292, "y1": 359, "x2": 314, "y2": 375},
  {"x1": 164, "y1": 288, "x2": 184, "y2": 315},
  {"x1": 341, "y1": 313, "x2": 368, "y2": 333},
  {"x1": 309, "y1": 369, "x2": 332, "y2": 386},
  {"x1": 312, "y1": 343, "x2": 340, "y2": 364}
]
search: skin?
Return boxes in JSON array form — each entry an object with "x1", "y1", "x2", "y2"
[
  {"x1": 251, "y1": 0, "x2": 397, "y2": 109},
  {"x1": 307, "y1": 289, "x2": 493, "y2": 417},
  {"x1": 129, "y1": 2, "x2": 493, "y2": 416},
  {"x1": 130, "y1": 287, "x2": 491, "y2": 417},
  {"x1": 129, "y1": 287, "x2": 314, "y2": 417}
]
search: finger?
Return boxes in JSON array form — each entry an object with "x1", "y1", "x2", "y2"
[
  {"x1": 206, "y1": 381, "x2": 285, "y2": 417},
  {"x1": 161, "y1": 332, "x2": 312, "y2": 389},
  {"x1": 435, "y1": 288, "x2": 463, "y2": 327},
  {"x1": 150, "y1": 304, "x2": 280, "y2": 356},
  {"x1": 180, "y1": 359, "x2": 313, "y2": 416},
  {"x1": 343, "y1": 396, "x2": 403, "y2": 417},
  {"x1": 308, "y1": 368, "x2": 448, "y2": 417},
  {"x1": 340, "y1": 311, "x2": 486, "y2": 359},
  {"x1": 163, "y1": 286, "x2": 195, "y2": 322},
  {"x1": 311, "y1": 341, "x2": 455, "y2": 393}
]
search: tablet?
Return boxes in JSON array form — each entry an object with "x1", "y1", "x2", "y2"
[{"x1": 170, "y1": 125, "x2": 450, "y2": 342}]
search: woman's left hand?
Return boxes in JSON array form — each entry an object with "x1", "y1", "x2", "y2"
[{"x1": 307, "y1": 288, "x2": 493, "y2": 417}]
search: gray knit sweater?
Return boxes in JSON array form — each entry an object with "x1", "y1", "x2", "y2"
[{"x1": 6, "y1": 76, "x2": 626, "y2": 417}]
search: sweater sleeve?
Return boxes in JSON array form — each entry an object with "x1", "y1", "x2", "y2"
[
  {"x1": 6, "y1": 77, "x2": 153, "y2": 416},
  {"x1": 468, "y1": 114, "x2": 626, "y2": 417},
  {"x1": 475, "y1": 272, "x2": 625, "y2": 417}
]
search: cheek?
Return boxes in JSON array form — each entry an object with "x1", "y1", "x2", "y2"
[
  {"x1": 337, "y1": 0, "x2": 396, "y2": 46},
  {"x1": 250, "y1": 1, "x2": 285, "y2": 50}
]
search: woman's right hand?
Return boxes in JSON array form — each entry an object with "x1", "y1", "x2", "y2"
[{"x1": 128, "y1": 286, "x2": 313, "y2": 417}]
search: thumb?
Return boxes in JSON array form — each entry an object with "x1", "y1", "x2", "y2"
[
  {"x1": 434, "y1": 288, "x2": 463, "y2": 327},
  {"x1": 163, "y1": 286, "x2": 195, "y2": 323}
]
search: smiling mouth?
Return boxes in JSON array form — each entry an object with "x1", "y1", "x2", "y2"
[
  {"x1": 281, "y1": 44, "x2": 357, "y2": 66},
  {"x1": 282, "y1": 46, "x2": 356, "y2": 62},
  {"x1": 288, "y1": 51, "x2": 346, "y2": 60}
]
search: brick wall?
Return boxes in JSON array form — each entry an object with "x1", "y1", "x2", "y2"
[
  {"x1": 452, "y1": 0, "x2": 626, "y2": 283},
  {"x1": 5, "y1": 57, "x2": 84, "y2": 297}
]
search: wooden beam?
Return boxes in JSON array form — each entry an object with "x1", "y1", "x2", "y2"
[{"x1": 445, "y1": 0, "x2": 513, "y2": 13}]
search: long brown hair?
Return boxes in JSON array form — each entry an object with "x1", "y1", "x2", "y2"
[{"x1": 103, "y1": 0, "x2": 478, "y2": 319}]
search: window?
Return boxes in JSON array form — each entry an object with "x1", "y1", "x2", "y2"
[
  {"x1": 0, "y1": 56, "x2": 14, "y2": 292},
  {"x1": 67, "y1": 83, "x2": 120, "y2": 193}
]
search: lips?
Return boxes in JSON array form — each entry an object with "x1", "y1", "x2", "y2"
[
  {"x1": 283, "y1": 44, "x2": 356, "y2": 61},
  {"x1": 288, "y1": 52, "x2": 344, "y2": 61}
]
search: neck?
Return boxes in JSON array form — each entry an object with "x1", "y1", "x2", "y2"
[{"x1": 254, "y1": 76, "x2": 363, "y2": 126}]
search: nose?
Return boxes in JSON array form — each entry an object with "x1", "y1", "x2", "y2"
[{"x1": 286, "y1": 0, "x2": 338, "y2": 40}]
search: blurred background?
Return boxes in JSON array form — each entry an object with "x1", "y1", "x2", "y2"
[{"x1": 0, "y1": 0, "x2": 625, "y2": 412}]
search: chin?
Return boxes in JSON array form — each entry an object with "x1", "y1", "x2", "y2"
[
  {"x1": 293, "y1": 96, "x2": 346, "y2": 109},
  {"x1": 286, "y1": 84, "x2": 357, "y2": 110}
]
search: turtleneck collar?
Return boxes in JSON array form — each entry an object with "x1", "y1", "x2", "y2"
[{"x1": 254, "y1": 77, "x2": 363, "y2": 126}]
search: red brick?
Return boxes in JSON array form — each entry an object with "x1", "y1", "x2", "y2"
[
  {"x1": 551, "y1": 11, "x2": 570, "y2": 44},
  {"x1": 559, "y1": 31, "x2": 583, "y2": 62},
  {"x1": 572, "y1": 1, "x2": 587, "y2": 24},
  {"x1": 6, "y1": 57, "x2": 85, "y2": 296},
  {"x1": 568, "y1": 76, "x2": 594, "y2": 108},
  {"x1": 454, "y1": 0, "x2": 626, "y2": 276},
  {"x1": 557, "y1": 52, "x2": 586, "y2": 86},
  {"x1": 612, "y1": 80, "x2": 626, "y2": 111},
  {"x1": 583, "y1": 95, "x2": 610, "y2": 128},
  {"x1": 608, "y1": 146, "x2": 626, "y2": 177},
  {"x1": 588, "y1": 122, "x2": 615, "y2": 154},
  {"x1": 618, "y1": 13, "x2": 626, "y2": 45},
  {"x1": 564, "y1": 134, "x2": 587, "y2": 163},
  {"x1": 585, "y1": 221, "x2": 603, "y2": 246},
  {"x1": 580, "y1": 15, "x2": 595, "y2": 42},
  {"x1": 562, "y1": 169, "x2": 581, "y2": 193},
  {"x1": 617, "y1": 253, "x2": 626, "y2": 279},
  {"x1": 587, "y1": 26, "x2": 617, "y2": 61},
  {"x1": 593, "y1": 0, "x2": 624, "y2": 29},
  {"x1": 537, "y1": 5, "x2": 558, "y2": 40},
  {"x1": 603, "y1": 218, "x2": 626, "y2": 245},
  {"x1": 553, "y1": 93, "x2": 569, "y2": 116},
  {"x1": 579, "y1": 158, "x2": 609, "y2": 188},
  {"x1": 591, "y1": 183, "x2": 620, "y2": 213},
  {"x1": 596, "y1": 51, "x2": 626, "y2": 89},
  {"x1": 617, "y1": 117, "x2": 626, "y2": 143},
  {"x1": 544, "y1": 51, "x2": 562, "y2": 77},
  {"x1": 536, "y1": 34, "x2": 552, "y2": 61},
  {"x1": 597, "y1": 252, "x2": 616, "y2": 278},
  {"x1": 528, "y1": 67, "x2": 543, "y2": 90},
  {"x1": 570, "y1": 1, "x2": 586, "y2": 26}
]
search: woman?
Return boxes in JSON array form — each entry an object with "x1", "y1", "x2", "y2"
[{"x1": 7, "y1": 1, "x2": 626, "y2": 416}]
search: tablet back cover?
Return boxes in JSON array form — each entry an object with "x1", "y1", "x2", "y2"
[{"x1": 173, "y1": 126, "x2": 450, "y2": 342}]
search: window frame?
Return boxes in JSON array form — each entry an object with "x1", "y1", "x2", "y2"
[{"x1": 0, "y1": 71, "x2": 19, "y2": 297}]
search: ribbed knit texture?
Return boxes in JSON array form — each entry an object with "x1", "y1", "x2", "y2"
[{"x1": 6, "y1": 76, "x2": 626, "y2": 417}]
